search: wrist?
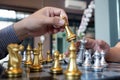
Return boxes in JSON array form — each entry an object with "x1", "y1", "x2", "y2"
[{"x1": 14, "y1": 22, "x2": 30, "y2": 41}]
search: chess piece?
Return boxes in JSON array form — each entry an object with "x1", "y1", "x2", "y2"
[
  {"x1": 50, "y1": 50, "x2": 63, "y2": 74},
  {"x1": 100, "y1": 50, "x2": 108, "y2": 68},
  {"x1": 82, "y1": 50, "x2": 92, "y2": 70},
  {"x1": 77, "y1": 37, "x2": 87, "y2": 65},
  {"x1": 61, "y1": 15, "x2": 76, "y2": 42},
  {"x1": 92, "y1": 50, "x2": 103, "y2": 72},
  {"x1": 59, "y1": 54, "x2": 63, "y2": 61},
  {"x1": 24, "y1": 44, "x2": 32, "y2": 66},
  {"x1": 6, "y1": 44, "x2": 24, "y2": 77},
  {"x1": 64, "y1": 41, "x2": 82, "y2": 78},
  {"x1": 38, "y1": 42, "x2": 46, "y2": 64},
  {"x1": 30, "y1": 48, "x2": 42, "y2": 72},
  {"x1": 46, "y1": 50, "x2": 53, "y2": 63}
]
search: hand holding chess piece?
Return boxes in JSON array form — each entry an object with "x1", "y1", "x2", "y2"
[
  {"x1": 61, "y1": 15, "x2": 76, "y2": 42},
  {"x1": 6, "y1": 44, "x2": 24, "y2": 77}
]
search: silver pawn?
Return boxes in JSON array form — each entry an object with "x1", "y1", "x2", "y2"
[
  {"x1": 82, "y1": 50, "x2": 92, "y2": 70},
  {"x1": 77, "y1": 37, "x2": 87, "y2": 65},
  {"x1": 100, "y1": 50, "x2": 108, "y2": 68},
  {"x1": 92, "y1": 50, "x2": 103, "y2": 72}
]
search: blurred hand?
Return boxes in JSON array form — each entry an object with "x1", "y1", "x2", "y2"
[
  {"x1": 14, "y1": 7, "x2": 68, "y2": 40},
  {"x1": 76, "y1": 38, "x2": 110, "y2": 53}
]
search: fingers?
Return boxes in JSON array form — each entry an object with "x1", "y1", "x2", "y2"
[
  {"x1": 85, "y1": 38, "x2": 96, "y2": 49},
  {"x1": 95, "y1": 40, "x2": 110, "y2": 53},
  {"x1": 48, "y1": 7, "x2": 68, "y2": 20},
  {"x1": 44, "y1": 16, "x2": 65, "y2": 27}
]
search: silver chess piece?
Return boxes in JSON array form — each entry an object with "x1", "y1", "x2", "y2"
[
  {"x1": 92, "y1": 50, "x2": 103, "y2": 72},
  {"x1": 77, "y1": 37, "x2": 87, "y2": 65},
  {"x1": 82, "y1": 50, "x2": 92, "y2": 70},
  {"x1": 100, "y1": 50, "x2": 108, "y2": 68}
]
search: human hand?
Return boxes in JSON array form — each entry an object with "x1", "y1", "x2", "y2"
[
  {"x1": 76, "y1": 38, "x2": 110, "y2": 53},
  {"x1": 14, "y1": 7, "x2": 68, "y2": 40}
]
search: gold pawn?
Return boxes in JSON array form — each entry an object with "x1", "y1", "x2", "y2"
[
  {"x1": 38, "y1": 42, "x2": 45, "y2": 63},
  {"x1": 24, "y1": 44, "x2": 32, "y2": 66},
  {"x1": 6, "y1": 44, "x2": 24, "y2": 78},
  {"x1": 50, "y1": 50, "x2": 63, "y2": 74},
  {"x1": 64, "y1": 41, "x2": 82, "y2": 78},
  {"x1": 46, "y1": 50, "x2": 52, "y2": 63},
  {"x1": 30, "y1": 48, "x2": 42, "y2": 72},
  {"x1": 59, "y1": 54, "x2": 63, "y2": 61},
  {"x1": 61, "y1": 16, "x2": 76, "y2": 42}
]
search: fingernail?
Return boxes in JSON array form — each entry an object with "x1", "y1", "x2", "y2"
[{"x1": 59, "y1": 19, "x2": 65, "y2": 25}]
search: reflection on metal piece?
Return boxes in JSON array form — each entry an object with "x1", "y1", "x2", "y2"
[
  {"x1": 30, "y1": 48, "x2": 42, "y2": 72},
  {"x1": 50, "y1": 50, "x2": 63, "y2": 74},
  {"x1": 61, "y1": 15, "x2": 76, "y2": 42},
  {"x1": 6, "y1": 44, "x2": 24, "y2": 77},
  {"x1": 64, "y1": 41, "x2": 82, "y2": 78}
]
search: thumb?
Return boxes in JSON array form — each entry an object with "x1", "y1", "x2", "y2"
[{"x1": 45, "y1": 16, "x2": 65, "y2": 28}]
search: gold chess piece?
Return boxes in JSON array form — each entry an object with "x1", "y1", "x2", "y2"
[
  {"x1": 59, "y1": 54, "x2": 63, "y2": 61},
  {"x1": 6, "y1": 44, "x2": 24, "y2": 78},
  {"x1": 38, "y1": 42, "x2": 46, "y2": 64},
  {"x1": 61, "y1": 16, "x2": 76, "y2": 42},
  {"x1": 50, "y1": 50, "x2": 63, "y2": 74},
  {"x1": 64, "y1": 41, "x2": 82, "y2": 79},
  {"x1": 46, "y1": 50, "x2": 52, "y2": 63},
  {"x1": 24, "y1": 44, "x2": 32, "y2": 66},
  {"x1": 30, "y1": 48, "x2": 42, "y2": 72}
]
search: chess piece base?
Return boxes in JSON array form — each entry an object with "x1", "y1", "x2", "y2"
[
  {"x1": 50, "y1": 68, "x2": 62, "y2": 74},
  {"x1": 47, "y1": 59, "x2": 53, "y2": 63},
  {"x1": 40, "y1": 60, "x2": 47, "y2": 64},
  {"x1": 82, "y1": 63, "x2": 91, "y2": 70},
  {"x1": 24, "y1": 61, "x2": 32, "y2": 67},
  {"x1": 65, "y1": 76, "x2": 80, "y2": 80},
  {"x1": 101, "y1": 63, "x2": 108, "y2": 68},
  {"x1": 67, "y1": 34, "x2": 76, "y2": 42},
  {"x1": 6, "y1": 68, "x2": 22, "y2": 78},
  {"x1": 92, "y1": 66, "x2": 103, "y2": 72},
  {"x1": 30, "y1": 65, "x2": 42, "y2": 72},
  {"x1": 24, "y1": 61, "x2": 32, "y2": 65},
  {"x1": 64, "y1": 70, "x2": 82, "y2": 77}
]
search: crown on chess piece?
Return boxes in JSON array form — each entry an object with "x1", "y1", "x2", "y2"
[
  {"x1": 6, "y1": 44, "x2": 24, "y2": 78},
  {"x1": 64, "y1": 41, "x2": 82, "y2": 78},
  {"x1": 61, "y1": 15, "x2": 76, "y2": 42},
  {"x1": 30, "y1": 48, "x2": 42, "y2": 72},
  {"x1": 50, "y1": 50, "x2": 63, "y2": 74},
  {"x1": 24, "y1": 44, "x2": 32, "y2": 66}
]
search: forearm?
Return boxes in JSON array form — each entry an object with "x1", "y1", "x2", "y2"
[
  {"x1": 106, "y1": 42, "x2": 120, "y2": 62},
  {"x1": 0, "y1": 24, "x2": 21, "y2": 59},
  {"x1": 14, "y1": 21, "x2": 30, "y2": 41}
]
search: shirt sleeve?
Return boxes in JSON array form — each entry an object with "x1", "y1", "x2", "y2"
[{"x1": 0, "y1": 24, "x2": 21, "y2": 59}]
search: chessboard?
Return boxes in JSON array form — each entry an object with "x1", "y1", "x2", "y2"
[
  {"x1": 0, "y1": 30, "x2": 120, "y2": 80},
  {"x1": 0, "y1": 62, "x2": 120, "y2": 80}
]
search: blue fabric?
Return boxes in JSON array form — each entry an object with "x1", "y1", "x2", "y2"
[{"x1": 0, "y1": 24, "x2": 21, "y2": 59}]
